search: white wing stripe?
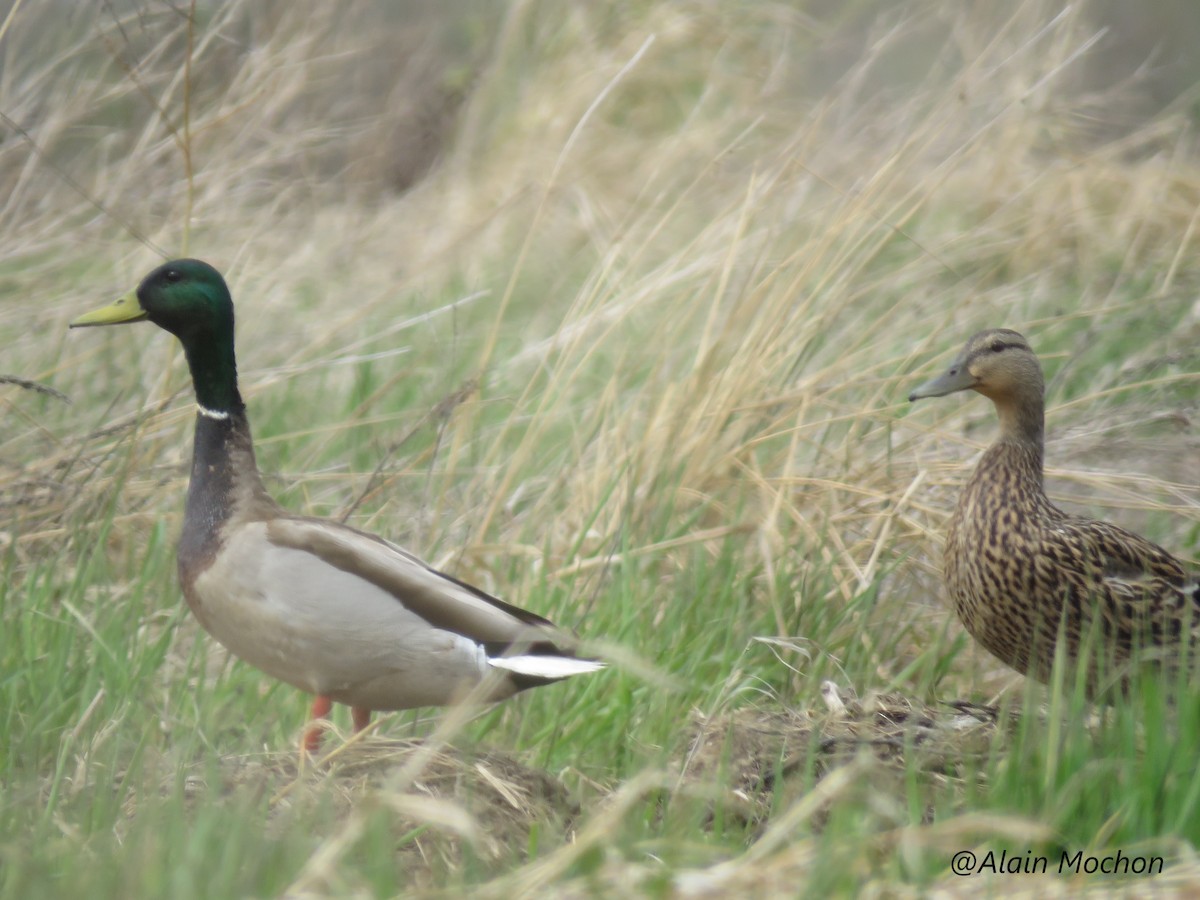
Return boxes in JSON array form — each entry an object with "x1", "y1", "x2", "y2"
[{"x1": 488, "y1": 656, "x2": 605, "y2": 678}]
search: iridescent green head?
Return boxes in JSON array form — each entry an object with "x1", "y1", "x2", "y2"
[
  {"x1": 71, "y1": 259, "x2": 234, "y2": 340},
  {"x1": 71, "y1": 259, "x2": 242, "y2": 414}
]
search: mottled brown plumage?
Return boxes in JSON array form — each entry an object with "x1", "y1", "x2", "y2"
[{"x1": 910, "y1": 328, "x2": 1199, "y2": 691}]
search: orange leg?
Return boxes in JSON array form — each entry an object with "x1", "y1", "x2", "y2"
[
  {"x1": 303, "y1": 695, "x2": 333, "y2": 754},
  {"x1": 351, "y1": 706, "x2": 372, "y2": 734}
]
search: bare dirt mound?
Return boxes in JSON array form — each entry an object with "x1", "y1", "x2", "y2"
[{"x1": 681, "y1": 687, "x2": 1000, "y2": 827}]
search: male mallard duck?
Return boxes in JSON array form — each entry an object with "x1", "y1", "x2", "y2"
[
  {"x1": 909, "y1": 328, "x2": 1199, "y2": 691},
  {"x1": 71, "y1": 259, "x2": 603, "y2": 752}
]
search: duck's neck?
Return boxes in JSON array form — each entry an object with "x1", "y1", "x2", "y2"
[
  {"x1": 181, "y1": 329, "x2": 243, "y2": 417},
  {"x1": 176, "y1": 338, "x2": 274, "y2": 580},
  {"x1": 991, "y1": 387, "x2": 1045, "y2": 456},
  {"x1": 976, "y1": 393, "x2": 1046, "y2": 494}
]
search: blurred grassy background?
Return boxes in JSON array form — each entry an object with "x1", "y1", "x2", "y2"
[{"x1": 2, "y1": 1, "x2": 1199, "y2": 896}]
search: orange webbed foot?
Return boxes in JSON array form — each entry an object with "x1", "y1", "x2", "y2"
[{"x1": 302, "y1": 694, "x2": 333, "y2": 755}]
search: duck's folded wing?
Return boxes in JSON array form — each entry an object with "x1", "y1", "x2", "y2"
[
  {"x1": 1041, "y1": 519, "x2": 1198, "y2": 639},
  {"x1": 266, "y1": 516, "x2": 573, "y2": 654},
  {"x1": 1058, "y1": 516, "x2": 1190, "y2": 583}
]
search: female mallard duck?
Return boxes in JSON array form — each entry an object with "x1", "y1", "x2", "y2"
[
  {"x1": 71, "y1": 259, "x2": 603, "y2": 752},
  {"x1": 909, "y1": 328, "x2": 1198, "y2": 691}
]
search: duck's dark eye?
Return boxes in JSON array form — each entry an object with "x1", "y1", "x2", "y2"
[
  {"x1": 989, "y1": 340, "x2": 1006, "y2": 353},
  {"x1": 164, "y1": 270, "x2": 182, "y2": 283}
]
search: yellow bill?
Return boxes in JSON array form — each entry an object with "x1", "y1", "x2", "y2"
[{"x1": 69, "y1": 290, "x2": 147, "y2": 328}]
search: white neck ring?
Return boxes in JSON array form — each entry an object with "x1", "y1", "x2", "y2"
[{"x1": 196, "y1": 404, "x2": 230, "y2": 421}]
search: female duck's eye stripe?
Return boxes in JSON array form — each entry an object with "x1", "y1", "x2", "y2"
[{"x1": 988, "y1": 341, "x2": 1023, "y2": 354}]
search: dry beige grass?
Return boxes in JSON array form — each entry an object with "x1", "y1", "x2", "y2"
[{"x1": 8, "y1": 2, "x2": 1197, "y2": 569}]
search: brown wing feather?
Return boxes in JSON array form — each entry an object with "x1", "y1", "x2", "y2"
[
  {"x1": 1060, "y1": 515, "x2": 1190, "y2": 583},
  {"x1": 1037, "y1": 518, "x2": 1197, "y2": 653}
]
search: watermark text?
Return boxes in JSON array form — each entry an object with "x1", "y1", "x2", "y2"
[{"x1": 950, "y1": 849, "x2": 1164, "y2": 877}]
